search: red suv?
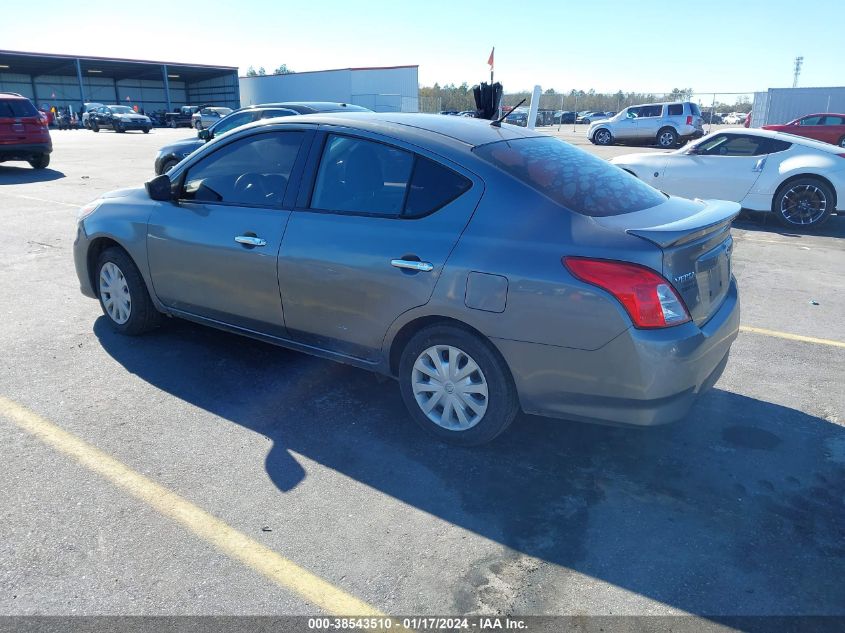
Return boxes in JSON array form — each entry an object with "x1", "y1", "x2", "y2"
[
  {"x1": 762, "y1": 113, "x2": 845, "y2": 148},
  {"x1": 0, "y1": 92, "x2": 52, "y2": 169}
]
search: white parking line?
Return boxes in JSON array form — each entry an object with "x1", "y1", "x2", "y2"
[{"x1": 0, "y1": 191, "x2": 81, "y2": 208}]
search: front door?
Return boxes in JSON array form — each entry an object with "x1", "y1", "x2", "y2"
[
  {"x1": 658, "y1": 133, "x2": 768, "y2": 201},
  {"x1": 277, "y1": 132, "x2": 481, "y2": 360},
  {"x1": 147, "y1": 129, "x2": 309, "y2": 337},
  {"x1": 613, "y1": 107, "x2": 640, "y2": 141}
]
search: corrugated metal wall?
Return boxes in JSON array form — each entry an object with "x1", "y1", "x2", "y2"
[
  {"x1": 240, "y1": 67, "x2": 419, "y2": 112},
  {"x1": 187, "y1": 73, "x2": 239, "y2": 109},
  {"x1": 753, "y1": 87, "x2": 845, "y2": 125}
]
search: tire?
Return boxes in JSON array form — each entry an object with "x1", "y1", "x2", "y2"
[
  {"x1": 773, "y1": 177, "x2": 834, "y2": 229},
  {"x1": 91, "y1": 122, "x2": 99, "y2": 132},
  {"x1": 115, "y1": 123, "x2": 125, "y2": 133},
  {"x1": 143, "y1": 127, "x2": 150, "y2": 134},
  {"x1": 656, "y1": 127, "x2": 678, "y2": 148},
  {"x1": 169, "y1": 119, "x2": 177, "y2": 129},
  {"x1": 593, "y1": 128, "x2": 613, "y2": 146},
  {"x1": 95, "y1": 247, "x2": 161, "y2": 335},
  {"x1": 194, "y1": 120, "x2": 203, "y2": 130},
  {"x1": 29, "y1": 154, "x2": 50, "y2": 169},
  {"x1": 161, "y1": 158, "x2": 179, "y2": 174},
  {"x1": 84, "y1": 120, "x2": 91, "y2": 129},
  {"x1": 398, "y1": 324, "x2": 519, "y2": 446},
  {"x1": 838, "y1": 136, "x2": 845, "y2": 148}
]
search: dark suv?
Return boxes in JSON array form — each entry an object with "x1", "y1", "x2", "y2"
[
  {"x1": 0, "y1": 92, "x2": 52, "y2": 169},
  {"x1": 154, "y1": 102, "x2": 371, "y2": 174}
]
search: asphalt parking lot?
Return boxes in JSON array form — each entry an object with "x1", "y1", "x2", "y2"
[{"x1": 1, "y1": 125, "x2": 844, "y2": 624}]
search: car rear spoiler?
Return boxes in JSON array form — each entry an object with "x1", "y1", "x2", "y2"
[{"x1": 623, "y1": 199, "x2": 741, "y2": 248}]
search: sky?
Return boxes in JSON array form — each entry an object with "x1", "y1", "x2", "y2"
[{"x1": 1, "y1": 0, "x2": 843, "y2": 95}]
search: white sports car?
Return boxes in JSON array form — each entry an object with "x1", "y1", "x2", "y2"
[{"x1": 610, "y1": 129, "x2": 845, "y2": 228}]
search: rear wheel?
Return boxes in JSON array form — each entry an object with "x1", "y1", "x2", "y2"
[
  {"x1": 96, "y1": 247, "x2": 161, "y2": 335},
  {"x1": 398, "y1": 324, "x2": 519, "y2": 446},
  {"x1": 773, "y1": 177, "x2": 834, "y2": 229},
  {"x1": 657, "y1": 127, "x2": 678, "y2": 148},
  {"x1": 143, "y1": 127, "x2": 150, "y2": 134},
  {"x1": 29, "y1": 154, "x2": 50, "y2": 169},
  {"x1": 593, "y1": 128, "x2": 613, "y2": 145}
]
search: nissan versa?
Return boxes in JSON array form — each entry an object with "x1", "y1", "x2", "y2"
[{"x1": 73, "y1": 113, "x2": 740, "y2": 445}]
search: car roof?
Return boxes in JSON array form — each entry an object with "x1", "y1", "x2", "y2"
[
  {"x1": 0, "y1": 92, "x2": 28, "y2": 99},
  {"x1": 244, "y1": 112, "x2": 544, "y2": 149},
  {"x1": 714, "y1": 127, "x2": 845, "y2": 154},
  {"x1": 240, "y1": 101, "x2": 370, "y2": 114}
]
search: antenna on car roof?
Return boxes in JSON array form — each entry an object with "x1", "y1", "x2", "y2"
[{"x1": 490, "y1": 98, "x2": 526, "y2": 128}]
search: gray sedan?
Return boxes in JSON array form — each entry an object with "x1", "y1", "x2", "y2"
[{"x1": 73, "y1": 113, "x2": 740, "y2": 445}]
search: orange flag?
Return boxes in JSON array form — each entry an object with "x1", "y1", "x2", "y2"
[{"x1": 487, "y1": 47, "x2": 495, "y2": 70}]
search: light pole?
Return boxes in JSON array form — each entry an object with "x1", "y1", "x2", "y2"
[{"x1": 792, "y1": 56, "x2": 803, "y2": 88}]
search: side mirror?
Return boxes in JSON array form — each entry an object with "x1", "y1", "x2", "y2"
[
  {"x1": 145, "y1": 174, "x2": 174, "y2": 201},
  {"x1": 198, "y1": 128, "x2": 210, "y2": 141}
]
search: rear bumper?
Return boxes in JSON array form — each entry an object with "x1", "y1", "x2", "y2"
[
  {"x1": 683, "y1": 129, "x2": 705, "y2": 140},
  {"x1": 0, "y1": 142, "x2": 52, "y2": 160},
  {"x1": 494, "y1": 277, "x2": 740, "y2": 427}
]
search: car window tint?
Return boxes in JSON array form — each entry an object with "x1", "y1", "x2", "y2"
[
  {"x1": 0, "y1": 98, "x2": 38, "y2": 117},
  {"x1": 260, "y1": 109, "x2": 296, "y2": 119},
  {"x1": 765, "y1": 139, "x2": 792, "y2": 153},
  {"x1": 474, "y1": 136, "x2": 665, "y2": 217},
  {"x1": 698, "y1": 134, "x2": 768, "y2": 156},
  {"x1": 822, "y1": 116, "x2": 845, "y2": 125},
  {"x1": 181, "y1": 131, "x2": 303, "y2": 207},
  {"x1": 404, "y1": 157, "x2": 472, "y2": 217},
  {"x1": 667, "y1": 104, "x2": 683, "y2": 116},
  {"x1": 640, "y1": 105, "x2": 662, "y2": 117},
  {"x1": 689, "y1": 103, "x2": 701, "y2": 116},
  {"x1": 800, "y1": 116, "x2": 823, "y2": 126},
  {"x1": 311, "y1": 135, "x2": 414, "y2": 216},
  {"x1": 212, "y1": 111, "x2": 256, "y2": 136}
]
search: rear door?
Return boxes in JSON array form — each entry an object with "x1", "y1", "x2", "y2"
[
  {"x1": 277, "y1": 130, "x2": 481, "y2": 360},
  {"x1": 636, "y1": 104, "x2": 664, "y2": 140},
  {"x1": 819, "y1": 115, "x2": 845, "y2": 146},
  {"x1": 657, "y1": 133, "x2": 769, "y2": 201}
]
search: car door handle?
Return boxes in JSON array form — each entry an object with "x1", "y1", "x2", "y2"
[
  {"x1": 235, "y1": 235, "x2": 267, "y2": 247},
  {"x1": 391, "y1": 259, "x2": 433, "y2": 272}
]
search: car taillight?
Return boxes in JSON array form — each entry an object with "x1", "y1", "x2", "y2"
[
  {"x1": 563, "y1": 257, "x2": 691, "y2": 329},
  {"x1": 686, "y1": 115, "x2": 693, "y2": 125}
]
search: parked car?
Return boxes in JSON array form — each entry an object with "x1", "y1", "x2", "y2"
[
  {"x1": 554, "y1": 111, "x2": 576, "y2": 124},
  {"x1": 82, "y1": 102, "x2": 104, "y2": 129},
  {"x1": 700, "y1": 111, "x2": 723, "y2": 125},
  {"x1": 722, "y1": 112, "x2": 746, "y2": 125},
  {"x1": 76, "y1": 113, "x2": 740, "y2": 445},
  {"x1": 164, "y1": 105, "x2": 201, "y2": 128},
  {"x1": 576, "y1": 111, "x2": 608, "y2": 124},
  {"x1": 89, "y1": 105, "x2": 152, "y2": 133},
  {"x1": 762, "y1": 113, "x2": 845, "y2": 148},
  {"x1": 154, "y1": 101, "x2": 372, "y2": 174},
  {"x1": 588, "y1": 102, "x2": 704, "y2": 148},
  {"x1": 0, "y1": 92, "x2": 52, "y2": 169},
  {"x1": 503, "y1": 110, "x2": 527, "y2": 126},
  {"x1": 610, "y1": 128, "x2": 845, "y2": 228},
  {"x1": 191, "y1": 106, "x2": 233, "y2": 130},
  {"x1": 458, "y1": 110, "x2": 477, "y2": 117}
]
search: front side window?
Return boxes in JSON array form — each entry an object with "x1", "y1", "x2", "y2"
[
  {"x1": 211, "y1": 111, "x2": 256, "y2": 136},
  {"x1": 695, "y1": 134, "x2": 768, "y2": 156},
  {"x1": 799, "y1": 116, "x2": 823, "y2": 126},
  {"x1": 180, "y1": 132, "x2": 304, "y2": 207},
  {"x1": 474, "y1": 136, "x2": 665, "y2": 217},
  {"x1": 311, "y1": 135, "x2": 414, "y2": 216},
  {"x1": 625, "y1": 107, "x2": 641, "y2": 119}
]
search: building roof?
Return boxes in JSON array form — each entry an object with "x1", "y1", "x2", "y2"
[{"x1": 239, "y1": 65, "x2": 418, "y2": 79}]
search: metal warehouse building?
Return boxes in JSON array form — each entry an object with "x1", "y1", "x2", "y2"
[
  {"x1": 240, "y1": 65, "x2": 419, "y2": 113},
  {"x1": 0, "y1": 49, "x2": 239, "y2": 114},
  {"x1": 750, "y1": 86, "x2": 845, "y2": 127}
]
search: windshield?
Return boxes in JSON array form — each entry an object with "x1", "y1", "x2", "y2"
[
  {"x1": 474, "y1": 136, "x2": 666, "y2": 217},
  {"x1": 109, "y1": 106, "x2": 133, "y2": 114}
]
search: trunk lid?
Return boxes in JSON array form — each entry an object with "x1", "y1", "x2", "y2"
[{"x1": 595, "y1": 196, "x2": 740, "y2": 326}]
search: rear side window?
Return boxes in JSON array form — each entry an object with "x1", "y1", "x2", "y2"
[
  {"x1": 689, "y1": 103, "x2": 701, "y2": 116},
  {"x1": 822, "y1": 116, "x2": 845, "y2": 125},
  {"x1": 667, "y1": 104, "x2": 683, "y2": 116},
  {"x1": 0, "y1": 98, "x2": 38, "y2": 117},
  {"x1": 405, "y1": 157, "x2": 471, "y2": 217},
  {"x1": 765, "y1": 139, "x2": 792, "y2": 153},
  {"x1": 474, "y1": 136, "x2": 665, "y2": 217}
]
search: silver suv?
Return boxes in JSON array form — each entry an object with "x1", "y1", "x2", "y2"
[{"x1": 588, "y1": 102, "x2": 704, "y2": 148}]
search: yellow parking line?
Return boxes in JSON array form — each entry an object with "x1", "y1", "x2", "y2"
[
  {"x1": 739, "y1": 325, "x2": 845, "y2": 349},
  {"x1": 0, "y1": 396, "x2": 382, "y2": 616}
]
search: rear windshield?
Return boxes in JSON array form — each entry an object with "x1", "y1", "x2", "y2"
[
  {"x1": 0, "y1": 98, "x2": 38, "y2": 118},
  {"x1": 473, "y1": 136, "x2": 665, "y2": 217}
]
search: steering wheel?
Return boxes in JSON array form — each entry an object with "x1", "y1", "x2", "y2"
[{"x1": 233, "y1": 173, "x2": 268, "y2": 202}]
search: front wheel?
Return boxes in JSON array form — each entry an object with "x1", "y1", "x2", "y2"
[
  {"x1": 194, "y1": 120, "x2": 203, "y2": 130},
  {"x1": 773, "y1": 178, "x2": 834, "y2": 229},
  {"x1": 169, "y1": 119, "x2": 177, "y2": 129},
  {"x1": 656, "y1": 127, "x2": 678, "y2": 148},
  {"x1": 29, "y1": 154, "x2": 50, "y2": 169},
  {"x1": 91, "y1": 122, "x2": 99, "y2": 132},
  {"x1": 593, "y1": 128, "x2": 613, "y2": 145},
  {"x1": 398, "y1": 325, "x2": 519, "y2": 446},
  {"x1": 838, "y1": 136, "x2": 845, "y2": 148},
  {"x1": 143, "y1": 127, "x2": 150, "y2": 134},
  {"x1": 96, "y1": 247, "x2": 161, "y2": 335}
]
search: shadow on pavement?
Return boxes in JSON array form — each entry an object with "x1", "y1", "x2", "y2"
[
  {"x1": 94, "y1": 317, "x2": 845, "y2": 617},
  {"x1": 734, "y1": 212, "x2": 845, "y2": 239},
  {"x1": 0, "y1": 166, "x2": 65, "y2": 184}
]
